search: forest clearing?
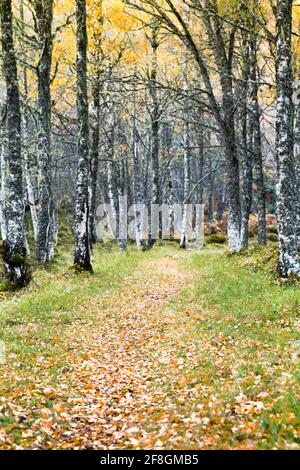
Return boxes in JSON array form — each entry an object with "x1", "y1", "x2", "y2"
[{"x1": 0, "y1": 0, "x2": 300, "y2": 456}]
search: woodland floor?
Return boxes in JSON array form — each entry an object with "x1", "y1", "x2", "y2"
[{"x1": 0, "y1": 244, "x2": 299, "y2": 450}]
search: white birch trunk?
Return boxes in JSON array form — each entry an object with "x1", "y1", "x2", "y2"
[
  {"x1": 275, "y1": 0, "x2": 300, "y2": 276},
  {"x1": 180, "y1": 5, "x2": 191, "y2": 249}
]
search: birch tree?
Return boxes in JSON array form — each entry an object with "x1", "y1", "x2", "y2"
[
  {"x1": 89, "y1": 0, "x2": 104, "y2": 246},
  {"x1": 20, "y1": 1, "x2": 38, "y2": 242},
  {"x1": 0, "y1": 0, "x2": 29, "y2": 288},
  {"x1": 248, "y1": 37, "x2": 266, "y2": 246},
  {"x1": 275, "y1": 0, "x2": 300, "y2": 277},
  {"x1": 74, "y1": 0, "x2": 92, "y2": 271},
  {"x1": 148, "y1": 20, "x2": 161, "y2": 246},
  {"x1": 237, "y1": 38, "x2": 252, "y2": 249},
  {"x1": 294, "y1": 78, "x2": 300, "y2": 238},
  {"x1": 0, "y1": 106, "x2": 7, "y2": 241},
  {"x1": 32, "y1": 0, "x2": 55, "y2": 263},
  {"x1": 127, "y1": 0, "x2": 243, "y2": 252}
]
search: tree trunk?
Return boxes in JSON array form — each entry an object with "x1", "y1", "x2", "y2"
[
  {"x1": 217, "y1": 185, "x2": 226, "y2": 222},
  {"x1": 275, "y1": 0, "x2": 300, "y2": 277},
  {"x1": 74, "y1": 0, "x2": 92, "y2": 271},
  {"x1": 202, "y1": 3, "x2": 241, "y2": 251},
  {"x1": 106, "y1": 99, "x2": 118, "y2": 239},
  {"x1": 294, "y1": 80, "x2": 300, "y2": 239},
  {"x1": 180, "y1": 8, "x2": 191, "y2": 249},
  {"x1": 0, "y1": 0, "x2": 29, "y2": 288},
  {"x1": 224, "y1": 135, "x2": 241, "y2": 252},
  {"x1": 148, "y1": 21, "x2": 160, "y2": 247},
  {"x1": 21, "y1": 61, "x2": 38, "y2": 242},
  {"x1": 0, "y1": 120, "x2": 7, "y2": 241},
  {"x1": 249, "y1": 39, "x2": 266, "y2": 245},
  {"x1": 89, "y1": 71, "x2": 101, "y2": 246},
  {"x1": 238, "y1": 40, "x2": 252, "y2": 250},
  {"x1": 208, "y1": 162, "x2": 215, "y2": 232},
  {"x1": 34, "y1": 0, "x2": 54, "y2": 263},
  {"x1": 131, "y1": 84, "x2": 144, "y2": 248},
  {"x1": 89, "y1": 3, "x2": 103, "y2": 246}
]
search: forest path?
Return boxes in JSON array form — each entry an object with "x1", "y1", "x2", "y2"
[
  {"x1": 1, "y1": 246, "x2": 299, "y2": 450},
  {"x1": 55, "y1": 252, "x2": 196, "y2": 449}
]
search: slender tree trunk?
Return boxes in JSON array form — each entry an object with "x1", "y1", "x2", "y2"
[
  {"x1": 222, "y1": 68, "x2": 242, "y2": 252},
  {"x1": 89, "y1": 71, "x2": 101, "y2": 246},
  {"x1": 148, "y1": 21, "x2": 160, "y2": 247},
  {"x1": 20, "y1": 1, "x2": 38, "y2": 242},
  {"x1": 74, "y1": 0, "x2": 92, "y2": 271},
  {"x1": 294, "y1": 80, "x2": 300, "y2": 239},
  {"x1": 275, "y1": 0, "x2": 300, "y2": 277},
  {"x1": 0, "y1": 0, "x2": 29, "y2": 288},
  {"x1": 34, "y1": 0, "x2": 54, "y2": 263},
  {"x1": 89, "y1": 3, "x2": 103, "y2": 246},
  {"x1": 202, "y1": 2, "x2": 241, "y2": 251},
  {"x1": 197, "y1": 129, "x2": 204, "y2": 205},
  {"x1": 131, "y1": 84, "x2": 143, "y2": 248},
  {"x1": 249, "y1": 39, "x2": 266, "y2": 245},
  {"x1": 0, "y1": 121, "x2": 7, "y2": 241},
  {"x1": 224, "y1": 135, "x2": 241, "y2": 252},
  {"x1": 180, "y1": 8, "x2": 191, "y2": 249},
  {"x1": 208, "y1": 159, "x2": 215, "y2": 232},
  {"x1": 217, "y1": 185, "x2": 226, "y2": 222},
  {"x1": 106, "y1": 98, "x2": 118, "y2": 239},
  {"x1": 116, "y1": 125, "x2": 127, "y2": 250},
  {"x1": 21, "y1": 65, "x2": 38, "y2": 241},
  {"x1": 238, "y1": 40, "x2": 252, "y2": 250}
]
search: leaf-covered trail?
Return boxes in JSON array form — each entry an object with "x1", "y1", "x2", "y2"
[
  {"x1": 1, "y1": 247, "x2": 299, "y2": 450},
  {"x1": 55, "y1": 254, "x2": 194, "y2": 449}
]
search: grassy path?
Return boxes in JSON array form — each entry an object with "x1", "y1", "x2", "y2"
[{"x1": 0, "y1": 245, "x2": 299, "y2": 449}]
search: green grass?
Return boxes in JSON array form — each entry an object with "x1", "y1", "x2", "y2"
[
  {"x1": 164, "y1": 247, "x2": 300, "y2": 448},
  {"x1": 0, "y1": 243, "x2": 148, "y2": 377},
  {"x1": 0, "y1": 242, "x2": 299, "y2": 449}
]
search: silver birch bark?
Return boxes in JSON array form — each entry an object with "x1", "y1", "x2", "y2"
[
  {"x1": 238, "y1": 39, "x2": 252, "y2": 250},
  {"x1": 180, "y1": 5, "x2": 191, "y2": 249},
  {"x1": 275, "y1": 0, "x2": 300, "y2": 277},
  {"x1": 248, "y1": 38, "x2": 266, "y2": 245},
  {"x1": 74, "y1": 0, "x2": 92, "y2": 271},
  {"x1": 89, "y1": 3, "x2": 103, "y2": 246},
  {"x1": 21, "y1": 66, "x2": 38, "y2": 241},
  {"x1": 0, "y1": 120, "x2": 7, "y2": 241},
  {"x1": 294, "y1": 80, "x2": 300, "y2": 239},
  {"x1": 106, "y1": 99, "x2": 118, "y2": 239},
  {"x1": 89, "y1": 70, "x2": 101, "y2": 246},
  {"x1": 148, "y1": 20, "x2": 160, "y2": 247},
  {"x1": 19, "y1": 1, "x2": 38, "y2": 242},
  {"x1": 201, "y1": 0, "x2": 241, "y2": 251},
  {"x1": 34, "y1": 0, "x2": 55, "y2": 263},
  {"x1": 0, "y1": 0, "x2": 29, "y2": 288},
  {"x1": 131, "y1": 84, "x2": 143, "y2": 248}
]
